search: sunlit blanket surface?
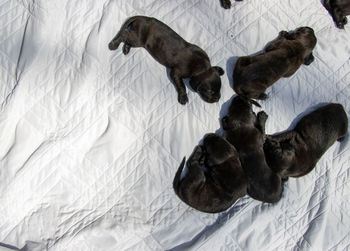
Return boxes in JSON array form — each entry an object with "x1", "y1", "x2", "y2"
[{"x1": 0, "y1": 0, "x2": 349, "y2": 250}]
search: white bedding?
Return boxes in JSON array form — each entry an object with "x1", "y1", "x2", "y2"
[{"x1": 0, "y1": 0, "x2": 349, "y2": 250}]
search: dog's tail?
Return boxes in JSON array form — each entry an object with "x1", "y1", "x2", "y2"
[
  {"x1": 108, "y1": 16, "x2": 141, "y2": 50},
  {"x1": 173, "y1": 157, "x2": 186, "y2": 198},
  {"x1": 238, "y1": 94, "x2": 262, "y2": 108}
]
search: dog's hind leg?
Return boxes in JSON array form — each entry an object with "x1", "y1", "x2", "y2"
[{"x1": 268, "y1": 131, "x2": 296, "y2": 142}]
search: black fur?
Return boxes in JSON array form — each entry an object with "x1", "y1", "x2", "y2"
[
  {"x1": 233, "y1": 27, "x2": 317, "y2": 100},
  {"x1": 264, "y1": 103, "x2": 348, "y2": 178},
  {"x1": 222, "y1": 96, "x2": 283, "y2": 203},
  {"x1": 173, "y1": 133, "x2": 247, "y2": 213},
  {"x1": 324, "y1": 0, "x2": 350, "y2": 29},
  {"x1": 108, "y1": 16, "x2": 224, "y2": 105}
]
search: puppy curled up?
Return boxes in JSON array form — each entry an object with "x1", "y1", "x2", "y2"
[
  {"x1": 264, "y1": 103, "x2": 348, "y2": 179},
  {"x1": 233, "y1": 27, "x2": 317, "y2": 100},
  {"x1": 173, "y1": 133, "x2": 247, "y2": 213},
  {"x1": 108, "y1": 16, "x2": 224, "y2": 105},
  {"x1": 222, "y1": 96, "x2": 283, "y2": 203}
]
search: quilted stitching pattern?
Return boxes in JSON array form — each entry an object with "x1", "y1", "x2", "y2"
[{"x1": 0, "y1": 0, "x2": 349, "y2": 250}]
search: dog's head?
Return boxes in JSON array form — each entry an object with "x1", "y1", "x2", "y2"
[
  {"x1": 285, "y1": 27, "x2": 317, "y2": 65},
  {"x1": 285, "y1": 27, "x2": 316, "y2": 45},
  {"x1": 190, "y1": 66, "x2": 224, "y2": 103},
  {"x1": 222, "y1": 95, "x2": 259, "y2": 130}
]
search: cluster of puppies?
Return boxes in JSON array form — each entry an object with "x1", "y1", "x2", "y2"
[
  {"x1": 174, "y1": 98, "x2": 348, "y2": 213},
  {"x1": 108, "y1": 10, "x2": 349, "y2": 213}
]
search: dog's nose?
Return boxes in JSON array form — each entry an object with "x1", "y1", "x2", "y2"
[{"x1": 207, "y1": 97, "x2": 219, "y2": 103}]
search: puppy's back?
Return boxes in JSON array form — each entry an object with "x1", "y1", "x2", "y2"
[{"x1": 295, "y1": 103, "x2": 348, "y2": 148}]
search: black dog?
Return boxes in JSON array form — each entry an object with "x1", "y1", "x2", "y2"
[
  {"x1": 222, "y1": 96, "x2": 283, "y2": 203},
  {"x1": 108, "y1": 16, "x2": 224, "y2": 105},
  {"x1": 264, "y1": 103, "x2": 348, "y2": 179},
  {"x1": 324, "y1": 0, "x2": 350, "y2": 29},
  {"x1": 173, "y1": 133, "x2": 247, "y2": 213},
  {"x1": 233, "y1": 27, "x2": 317, "y2": 100},
  {"x1": 220, "y1": 0, "x2": 243, "y2": 9}
]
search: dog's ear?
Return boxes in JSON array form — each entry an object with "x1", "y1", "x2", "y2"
[
  {"x1": 303, "y1": 53, "x2": 315, "y2": 65},
  {"x1": 278, "y1": 30, "x2": 289, "y2": 39},
  {"x1": 189, "y1": 77, "x2": 200, "y2": 90},
  {"x1": 222, "y1": 116, "x2": 240, "y2": 130},
  {"x1": 213, "y1": 66, "x2": 225, "y2": 76}
]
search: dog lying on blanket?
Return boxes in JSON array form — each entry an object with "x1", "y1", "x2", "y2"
[
  {"x1": 108, "y1": 16, "x2": 224, "y2": 105},
  {"x1": 220, "y1": 0, "x2": 243, "y2": 9},
  {"x1": 233, "y1": 27, "x2": 317, "y2": 100},
  {"x1": 222, "y1": 96, "x2": 283, "y2": 203},
  {"x1": 264, "y1": 103, "x2": 348, "y2": 179},
  {"x1": 173, "y1": 133, "x2": 247, "y2": 213},
  {"x1": 324, "y1": 0, "x2": 350, "y2": 29}
]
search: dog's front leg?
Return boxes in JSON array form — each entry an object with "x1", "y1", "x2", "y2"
[
  {"x1": 256, "y1": 111, "x2": 268, "y2": 135},
  {"x1": 170, "y1": 69, "x2": 188, "y2": 105}
]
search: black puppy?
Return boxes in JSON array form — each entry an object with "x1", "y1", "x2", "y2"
[
  {"x1": 233, "y1": 27, "x2": 317, "y2": 100},
  {"x1": 220, "y1": 0, "x2": 243, "y2": 9},
  {"x1": 222, "y1": 96, "x2": 283, "y2": 203},
  {"x1": 324, "y1": 0, "x2": 350, "y2": 29},
  {"x1": 264, "y1": 103, "x2": 348, "y2": 179},
  {"x1": 173, "y1": 133, "x2": 247, "y2": 213},
  {"x1": 108, "y1": 16, "x2": 224, "y2": 105}
]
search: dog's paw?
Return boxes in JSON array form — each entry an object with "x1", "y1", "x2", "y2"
[
  {"x1": 303, "y1": 53, "x2": 315, "y2": 65},
  {"x1": 122, "y1": 44, "x2": 131, "y2": 55},
  {"x1": 221, "y1": 0, "x2": 231, "y2": 9},
  {"x1": 108, "y1": 42, "x2": 118, "y2": 50},
  {"x1": 178, "y1": 93, "x2": 189, "y2": 105},
  {"x1": 257, "y1": 111, "x2": 268, "y2": 121},
  {"x1": 257, "y1": 93, "x2": 268, "y2": 100},
  {"x1": 336, "y1": 17, "x2": 348, "y2": 28},
  {"x1": 192, "y1": 145, "x2": 204, "y2": 161},
  {"x1": 194, "y1": 145, "x2": 203, "y2": 154}
]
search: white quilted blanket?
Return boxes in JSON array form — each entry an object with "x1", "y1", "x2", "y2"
[{"x1": 0, "y1": 0, "x2": 349, "y2": 250}]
